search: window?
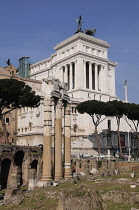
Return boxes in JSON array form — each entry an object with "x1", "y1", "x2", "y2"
[
  {"x1": 5, "y1": 117, "x2": 10, "y2": 124},
  {"x1": 108, "y1": 120, "x2": 111, "y2": 131},
  {"x1": 73, "y1": 124, "x2": 78, "y2": 132},
  {"x1": 72, "y1": 107, "x2": 74, "y2": 113}
]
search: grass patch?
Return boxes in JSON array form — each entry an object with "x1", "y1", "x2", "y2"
[{"x1": 106, "y1": 200, "x2": 139, "y2": 210}]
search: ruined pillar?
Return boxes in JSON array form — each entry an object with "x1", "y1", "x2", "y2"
[
  {"x1": 54, "y1": 99, "x2": 63, "y2": 181},
  {"x1": 64, "y1": 103, "x2": 72, "y2": 179},
  {"x1": 41, "y1": 98, "x2": 52, "y2": 182}
]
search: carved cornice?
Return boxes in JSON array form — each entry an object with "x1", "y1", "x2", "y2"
[{"x1": 54, "y1": 32, "x2": 110, "y2": 50}]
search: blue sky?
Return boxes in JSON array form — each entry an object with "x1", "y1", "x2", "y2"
[{"x1": 0, "y1": 0, "x2": 139, "y2": 103}]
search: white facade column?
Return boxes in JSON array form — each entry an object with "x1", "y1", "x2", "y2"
[
  {"x1": 83, "y1": 60, "x2": 86, "y2": 88},
  {"x1": 103, "y1": 64, "x2": 107, "y2": 93},
  {"x1": 111, "y1": 68, "x2": 116, "y2": 96},
  {"x1": 60, "y1": 67, "x2": 64, "y2": 83},
  {"x1": 76, "y1": 57, "x2": 83, "y2": 89},
  {"x1": 74, "y1": 61, "x2": 77, "y2": 89},
  {"x1": 64, "y1": 65, "x2": 68, "y2": 86},
  {"x1": 64, "y1": 103, "x2": 72, "y2": 178},
  {"x1": 70, "y1": 63, "x2": 73, "y2": 89},
  {"x1": 100, "y1": 65, "x2": 104, "y2": 92},
  {"x1": 98, "y1": 65, "x2": 101, "y2": 91},
  {"x1": 95, "y1": 64, "x2": 98, "y2": 91},
  {"x1": 89, "y1": 62, "x2": 92, "y2": 89},
  {"x1": 54, "y1": 99, "x2": 62, "y2": 181},
  {"x1": 41, "y1": 98, "x2": 52, "y2": 182}
]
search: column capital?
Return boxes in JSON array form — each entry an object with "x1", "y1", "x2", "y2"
[
  {"x1": 44, "y1": 97, "x2": 53, "y2": 105},
  {"x1": 94, "y1": 63, "x2": 98, "y2": 67},
  {"x1": 64, "y1": 103, "x2": 71, "y2": 115},
  {"x1": 56, "y1": 99, "x2": 63, "y2": 109}
]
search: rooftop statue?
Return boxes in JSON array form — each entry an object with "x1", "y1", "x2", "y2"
[
  {"x1": 85, "y1": 28, "x2": 96, "y2": 37},
  {"x1": 75, "y1": 15, "x2": 84, "y2": 33},
  {"x1": 75, "y1": 16, "x2": 96, "y2": 36},
  {"x1": 5, "y1": 59, "x2": 11, "y2": 65}
]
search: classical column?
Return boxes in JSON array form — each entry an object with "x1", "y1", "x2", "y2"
[
  {"x1": 74, "y1": 61, "x2": 77, "y2": 89},
  {"x1": 54, "y1": 99, "x2": 63, "y2": 181},
  {"x1": 95, "y1": 64, "x2": 98, "y2": 91},
  {"x1": 89, "y1": 62, "x2": 92, "y2": 89},
  {"x1": 100, "y1": 65, "x2": 104, "y2": 92},
  {"x1": 41, "y1": 98, "x2": 52, "y2": 182},
  {"x1": 98, "y1": 65, "x2": 101, "y2": 91},
  {"x1": 60, "y1": 67, "x2": 63, "y2": 83},
  {"x1": 70, "y1": 63, "x2": 73, "y2": 89},
  {"x1": 65, "y1": 65, "x2": 68, "y2": 85},
  {"x1": 64, "y1": 103, "x2": 72, "y2": 179},
  {"x1": 83, "y1": 60, "x2": 86, "y2": 88},
  {"x1": 102, "y1": 64, "x2": 107, "y2": 93}
]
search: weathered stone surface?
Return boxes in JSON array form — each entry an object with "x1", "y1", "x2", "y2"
[
  {"x1": 56, "y1": 190, "x2": 107, "y2": 210},
  {"x1": 90, "y1": 168, "x2": 98, "y2": 175},
  {"x1": 136, "y1": 178, "x2": 139, "y2": 183},
  {"x1": 56, "y1": 198, "x2": 64, "y2": 210},
  {"x1": 101, "y1": 191, "x2": 139, "y2": 204},
  {"x1": 4, "y1": 187, "x2": 24, "y2": 205}
]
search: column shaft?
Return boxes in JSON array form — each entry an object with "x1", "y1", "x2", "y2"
[
  {"x1": 100, "y1": 65, "x2": 104, "y2": 92},
  {"x1": 89, "y1": 62, "x2": 92, "y2": 89},
  {"x1": 65, "y1": 65, "x2": 68, "y2": 85},
  {"x1": 70, "y1": 63, "x2": 73, "y2": 89},
  {"x1": 41, "y1": 98, "x2": 52, "y2": 182},
  {"x1": 54, "y1": 100, "x2": 62, "y2": 181},
  {"x1": 83, "y1": 60, "x2": 86, "y2": 88},
  {"x1": 95, "y1": 64, "x2": 98, "y2": 91},
  {"x1": 64, "y1": 104, "x2": 72, "y2": 178}
]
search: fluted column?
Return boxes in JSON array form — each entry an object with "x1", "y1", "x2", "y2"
[
  {"x1": 54, "y1": 99, "x2": 62, "y2": 181},
  {"x1": 64, "y1": 103, "x2": 72, "y2": 179},
  {"x1": 95, "y1": 64, "x2": 98, "y2": 91},
  {"x1": 41, "y1": 98, "x2": 52, "y2": 182},
  {"x1": 89, "y1": 62, "x2": 92, "y2": 89}
]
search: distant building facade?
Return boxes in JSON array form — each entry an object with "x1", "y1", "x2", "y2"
[
  {"x1": 25, "y1": 32, "x2": 135, "y2": 156},
  {"x1": 1, "y1": 33, "x2": 137, "y2": 157}
]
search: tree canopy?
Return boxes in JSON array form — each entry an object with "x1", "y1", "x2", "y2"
[
  {"x1": 0, "y1": 78, "x2": 41, "y2": 143},
  {"x1": 77, "y1": 100, "x2": 107, "y2": 154},
  {"x1": 105, "y1": 100, "x2": 126, "y2": 156}
]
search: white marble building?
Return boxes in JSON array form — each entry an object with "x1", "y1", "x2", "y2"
[{"x1": 17, "y1": 32, "x2": 133, "y2": 156}]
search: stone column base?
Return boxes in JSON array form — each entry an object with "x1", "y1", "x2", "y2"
[
  {"x1": 37, "y1": 181, "x2": 52, "y2": 187},
  {"x1": 64, "y1": 163, "x2": 72, "y2": 179},
  {"x1": 54, "y1": 173, "x2": 62, "y2": 181},
  {"x1": 41, "y1": 176, "x2": 52, "y2": 182}
]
